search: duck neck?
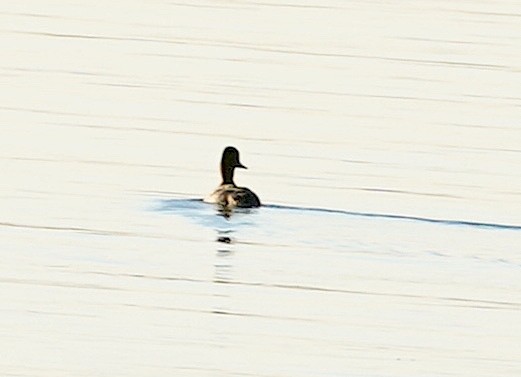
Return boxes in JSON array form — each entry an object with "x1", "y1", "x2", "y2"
[{"x1": 221, "y1": 164, "x2": 235, "y2": 185}]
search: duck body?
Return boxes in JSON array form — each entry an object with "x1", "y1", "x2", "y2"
[
  {"x1": 206, "y1": 183, "x2": 261, "y2": 208},
  {"x1": 204, "y1": 147, "x2": 261, "y2": 208}
]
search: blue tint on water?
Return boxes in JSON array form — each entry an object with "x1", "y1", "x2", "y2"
[
  {"x1": 154, "y1": 198, "x2": 261, "y2": 234},
  {"x1": 153, "y1": 198, "x2": 521, "y2": 267},
  {"x1": 155, "y1": 199, "x2": 521, "y2": 232}
]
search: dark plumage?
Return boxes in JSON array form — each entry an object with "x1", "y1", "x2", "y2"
[{"x1": 204, "y1": 146, "x2": 261, "y2": 208}]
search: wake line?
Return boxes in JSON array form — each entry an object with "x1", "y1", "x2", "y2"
[
  {"x1": 156, "y1": 199, "x2": 520, "y2": 231},
  {"x1": 263, "y1": 204, "x2": 521, "y2": 231}
]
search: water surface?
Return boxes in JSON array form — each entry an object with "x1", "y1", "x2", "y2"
[{"x1": 1, "y1": 1, "x2": 521, "y2": 376}]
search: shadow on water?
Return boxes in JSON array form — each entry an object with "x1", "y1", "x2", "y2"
[{"x1": 154, "y1": 198, "x2": 521, "y2": 232}]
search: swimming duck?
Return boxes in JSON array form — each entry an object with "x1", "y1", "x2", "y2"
[{"x1": 205, "y1": 146, "x2": 261, "y2": 208}]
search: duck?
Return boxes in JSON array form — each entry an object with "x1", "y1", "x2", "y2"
[{"x1": 204, "y1": 146, "x2": 261, "y2": 208}]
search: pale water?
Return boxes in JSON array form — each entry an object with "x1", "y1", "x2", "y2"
[{"x1": 1, "y1": 1, "x2": 521, "y2": 376}]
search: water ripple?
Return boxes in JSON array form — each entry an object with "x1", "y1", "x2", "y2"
[
  {"x1": 264, "y1": 204, "x2": 521, "y2": 231},
  {"x1": 157, "y1": 199, "x2": 521, "y2": 231}
]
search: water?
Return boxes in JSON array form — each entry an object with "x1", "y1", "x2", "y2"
[{"x1": 1, "y1": 1, "x2": 521, "y2": 376}]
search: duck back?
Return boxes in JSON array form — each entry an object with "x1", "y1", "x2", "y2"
[{"x1": 205, "y1": 184, "x2": 261, "y2": 208}]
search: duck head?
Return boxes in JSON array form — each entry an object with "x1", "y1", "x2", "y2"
[{"x1": 221, "y1": 146, "x2": 246, "y2": 184}]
